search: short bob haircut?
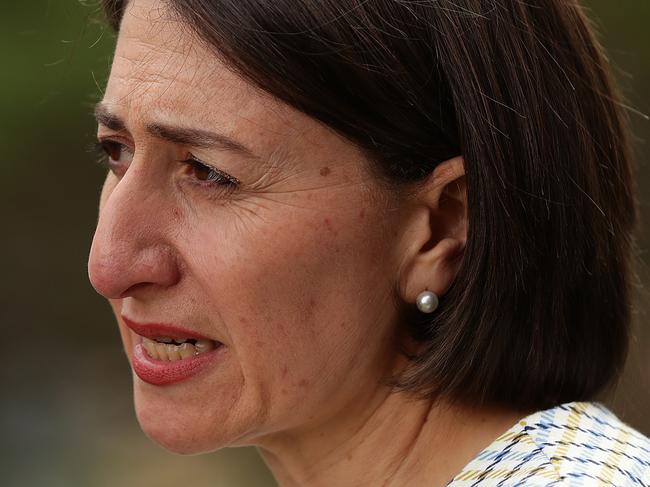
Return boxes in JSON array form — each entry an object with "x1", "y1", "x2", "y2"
[{"x1": 101, "y1": 0, "x2": 638, "y2": 411}]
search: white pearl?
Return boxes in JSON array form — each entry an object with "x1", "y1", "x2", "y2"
[{"x1": 416, "y1": 290, "x2": 438, "y2": 313}]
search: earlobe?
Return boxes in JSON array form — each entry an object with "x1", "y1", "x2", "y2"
[{"x1": 397, "y1": 156, "x2": 467, "y2": 306}]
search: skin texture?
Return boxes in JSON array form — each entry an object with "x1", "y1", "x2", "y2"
[{"x1": 87, "y1": 1, "x2": 526, "y2": 485}]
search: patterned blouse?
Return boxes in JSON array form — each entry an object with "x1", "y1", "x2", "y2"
[{"x1": 447, "y1": 401, "x2": 650, "y2": 486}]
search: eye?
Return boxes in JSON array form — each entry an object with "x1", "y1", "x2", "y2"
[
  {"x1": 182, "y1": 156, "x2": 240, "y2": 191},
  {"x1": 90, "y1": 142, "x2": 239, "y2": 192},
  {"x1": 94, "y1": 140, "x2": 134, "y2": 177}
]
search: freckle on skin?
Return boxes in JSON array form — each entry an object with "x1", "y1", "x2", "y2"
[
  {"x1": 298, "y1": 379, "x2": 308, "y2": 387},
  {"x1": 319, "y1": 166, "x2": 331, "y2": 176},
  {"x1": 323, "y1": 217, "x2": 338, "y2": 236},
  {"x1": 358, "y1": 208, "x2": 365, "y2": 219},
  {"x1": 281, "y1": 365, "x2": 288, "y2": 378}
]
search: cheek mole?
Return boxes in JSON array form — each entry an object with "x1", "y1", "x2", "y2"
[{"x1": 319, "y1": 166, "x2": 331, "y2": 176}]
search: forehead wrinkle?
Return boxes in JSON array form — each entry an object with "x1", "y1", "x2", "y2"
[
  {"x1": 117, "y1": 4, "x2": 259, "y2": 117},
  {"x1": 182, "y1": 45, "x2": 207, "y2": 101},
  {"x1": 111, "y1": 39, "x2": 202, "y2": 117},
  {"x1": 147, "y1": 42, "x2": 194, "y2": 108},
  {"x1": 110, "y1": 41, "x2": 168, "y2": 109},
  {"x1": 113, "y1": 1, "x2": 199, "y2": 97},
  {"x1": 108, "y1": 1, "x2": 353, "y2": 175}
]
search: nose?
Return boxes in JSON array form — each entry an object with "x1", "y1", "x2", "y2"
[{"x1": 88, "y1": 167, "x2": 181, "y2": 300}]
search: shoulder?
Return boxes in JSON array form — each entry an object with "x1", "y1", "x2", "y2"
[{"x1": 447, "y1": 401, "x2": 650, "y2": 486}]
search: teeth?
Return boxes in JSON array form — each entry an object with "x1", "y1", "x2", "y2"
[
  {"x1": 194, "y1": 339, "x2": 215, "y2": 354},
  {"x1": 156, "y1": 337, "x2": 174, "y2": 343},
  {"x1": 142, "y1": 337, "x2": 217, "y2": 361},
  {"x1": 165, "y1": 343, "x2": 181, "y2": 360},
  {"x1": 155, "y1": 342, "x2": 168, "y2": 360},
  {"x1": 178, "y1": 342, "x2": 195, "y2": 359},
  {"x1": 142, "y1": 337, "x2": 158, "y2": 358}
]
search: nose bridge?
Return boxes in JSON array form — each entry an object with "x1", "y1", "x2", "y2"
[{"x1": 88, "y1": 167, "x2": 180, "y2": 299}]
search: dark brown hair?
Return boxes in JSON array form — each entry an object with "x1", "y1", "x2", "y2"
[{"x1": 101, "y1": 0, "x2": 638, "y2": 411}]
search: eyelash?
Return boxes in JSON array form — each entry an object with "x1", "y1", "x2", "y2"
[{"x1": 91, "y1": 140, "x2": 240, "y2": 192}]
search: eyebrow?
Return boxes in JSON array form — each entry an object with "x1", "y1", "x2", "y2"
[{"x1": 93, "y1": 103, "x2": 257, "y2": 159}]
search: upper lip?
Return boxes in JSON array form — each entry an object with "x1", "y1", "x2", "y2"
[{"x1": 121, "y1": 315, "x2": 218, "y2": 342}]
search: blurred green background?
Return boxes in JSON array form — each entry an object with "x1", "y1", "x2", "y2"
[{"x1": 1, "y1": 1, "x2": 648, "y2": 486}]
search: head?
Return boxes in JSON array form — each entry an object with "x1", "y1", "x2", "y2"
[{"x1": 89, "y1": 0, "x2": 637, "y2": 454}]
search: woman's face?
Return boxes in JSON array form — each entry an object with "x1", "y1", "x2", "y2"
[{"x1": 88, "y1": 0, "x2": 410, "y2": 454}]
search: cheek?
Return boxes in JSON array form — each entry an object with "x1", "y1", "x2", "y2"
[{"x1": 185, "y1": 196, "x2": 397, "y2": 423}]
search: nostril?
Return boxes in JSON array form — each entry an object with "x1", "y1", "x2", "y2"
[
  {"x1": 87, "y1": 259, "x2": 126, "y2": 299},
  {"x1": 121, "y1": 281, "x2": 157, "y2": 298}
]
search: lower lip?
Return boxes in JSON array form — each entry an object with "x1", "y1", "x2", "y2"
[{"x1": 131, "y1": 337, "x2": 225, "y2": 386}]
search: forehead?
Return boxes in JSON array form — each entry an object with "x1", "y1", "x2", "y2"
[{"x1": 103, "y1": 0, "x2": 308, "y2": 150}]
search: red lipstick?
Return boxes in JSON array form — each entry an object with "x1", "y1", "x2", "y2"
[
  {"x1": 121, "y1": 316, "x2": 215, "y2": 341},
  {"x1": 121, "y1": 316, "x2": 225, "y2": 386}
]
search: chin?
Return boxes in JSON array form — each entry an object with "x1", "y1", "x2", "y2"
[{"x1": 132, "y1": 380, "x2": 235, "y2": 455}]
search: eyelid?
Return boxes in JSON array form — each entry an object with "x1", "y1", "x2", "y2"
[
  {"x1": 91, "y1": 136, "x2": 241, "y2": 191},
  {"x1": 184, "y1": 153, "x2": 241, "y2": 186},
  {"x1": 97, "y1": 135, "x2": 134, "y2": 152}
]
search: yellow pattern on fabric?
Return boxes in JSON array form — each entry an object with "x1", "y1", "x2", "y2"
[{"x1": 445, "y1": 401, "x2": 650, "y2": 486}]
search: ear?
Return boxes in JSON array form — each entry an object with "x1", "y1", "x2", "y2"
[{"x1": 397, "y1": 155, "x2": 467, "y2": 305}]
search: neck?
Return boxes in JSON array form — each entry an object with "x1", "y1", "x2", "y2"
[{"x1": 256, "y1": 384, "x2": 528, "y2": 487}]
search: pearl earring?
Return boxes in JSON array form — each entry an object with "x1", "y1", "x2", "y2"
[{"x1": 416, "y1": 290, "x2": 439, "y2": 313}]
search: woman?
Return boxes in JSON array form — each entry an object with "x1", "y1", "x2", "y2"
[{"x1": 88, "y1": 0, "x2": 650, "y2": 485}]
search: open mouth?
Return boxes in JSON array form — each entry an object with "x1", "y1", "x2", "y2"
[
  {"x1": 122, "y1": 316, "x2": 226, "y2": 385},
  {"x1": 141, "y1": 336, "x2": 220, "y2": 361},
  {"x1": 121, "y1": 315, "x2": 223, "y2": 362}
]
